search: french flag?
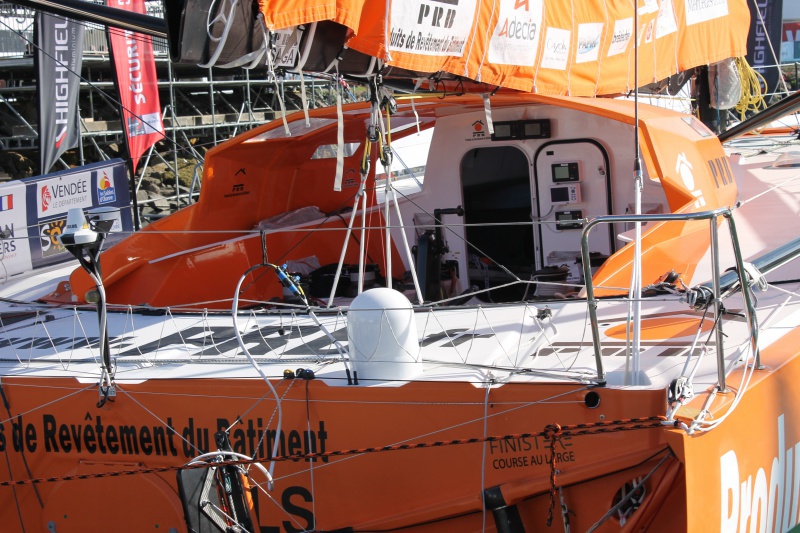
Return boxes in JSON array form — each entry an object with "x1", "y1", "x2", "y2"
[{"x1": 0, "y1": 195, "x2": 13, "y2": 211}]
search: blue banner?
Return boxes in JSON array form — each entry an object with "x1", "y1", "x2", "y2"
[{"x1": 23, "y1": 159, "x2": 134, "y2": 270}]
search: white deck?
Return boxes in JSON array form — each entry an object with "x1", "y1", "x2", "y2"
[{"x1": 0, "y1": 263, "x2": 798, "y2": 396}]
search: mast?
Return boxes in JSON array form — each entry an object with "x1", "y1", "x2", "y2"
[
  {"x1": 630, "y1": 0, "x2": 643, "y2": 386},
  {"x1": 696, "y1": 65, "x2": 729, "y2": 135}
]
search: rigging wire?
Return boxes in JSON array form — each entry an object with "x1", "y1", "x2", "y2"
[
  {"x1": 247, "y1": 475, "x2": 307, "y2": 531},
  {"x1": 0, "y1": 8, "x2": 165, "y2": 49},
  {"x1": 0, "y1": 440, "x2": 26, "y2": 532},
  {"x1": 0, "y1": 414, "x2": 664, "y2": 483},
  {"x1": 687, "y1": 319, "x2": 759, "y2": 433},
  {"x1": 0, "y1": 14, "x2": 350, "y2": 184},
  {"x1": 0, "y1": 379, "x2": 43, "y2": 519},
  {"x1": 0, "y1": 17, "x2": 180, "y2": 164},
  {"x1": 0, "y1": 385, "x2": 98, "y2": 430},
  {"x1": 387, "y1": 180, "x2": 522, "y2": 284},
  {"x1": 738, "y1": 169, "x2": 800, "y2": 207},
  {"x1": 585, "y1": 449, "x2": 675, "y2": 533},
  {"x1": 115, "y1": 384, "x2": 204, "y2": 457}
]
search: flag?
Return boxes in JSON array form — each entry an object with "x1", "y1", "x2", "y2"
[
  {"x1": 36, "y1": 13, "x2": 84, "y2": 175},
  {"x1": 106, "y1": 0, "x2": 164, "y2": 174},
  {"x1": 0, "y1": 195, "x2": 13, "y2": 212}
]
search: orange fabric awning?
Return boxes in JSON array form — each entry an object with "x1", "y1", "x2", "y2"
[{"x1": 259, "y1": 0, "x2": 749, "y2": 97}]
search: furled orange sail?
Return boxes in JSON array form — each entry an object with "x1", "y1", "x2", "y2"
[{"x1": 258, "y1": 0, "x2": 749, "y2": 96}]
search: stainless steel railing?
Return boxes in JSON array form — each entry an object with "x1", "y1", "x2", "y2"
[{"x1": 580, "y1": 207, "x2": 760, "y2": 391}]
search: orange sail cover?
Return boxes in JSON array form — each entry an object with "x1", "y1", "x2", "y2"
[{"x1": 259, "y1": 0, "x2": 749, "y2": 96}]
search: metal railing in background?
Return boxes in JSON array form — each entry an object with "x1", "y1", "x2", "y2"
[
  {"x1": 0, "y1": 2, "x2": 33, "y2": 57},
  {"x1": 0, "y1": 0, "x2": 168, "y2": 57},
  {"x1": 0, "y1": 0, "x2": 362, "y2": 225}
]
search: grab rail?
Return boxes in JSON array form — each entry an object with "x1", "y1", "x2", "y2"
[{"x1": 579, "y1": 207, "x2": 758, "y2": 391}]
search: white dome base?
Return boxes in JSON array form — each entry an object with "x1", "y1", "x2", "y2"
[{"x1": 347, "y1": 288, "x2": 422, "y2": 382}]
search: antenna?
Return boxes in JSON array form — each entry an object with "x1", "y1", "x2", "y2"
[{"x1": 58, "y1": 207, "x2": 121, "y2": 405}]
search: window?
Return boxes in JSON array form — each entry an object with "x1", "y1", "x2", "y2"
[
  {"x1": 375, "y1": 127, "x2": 434, "y2": 191},
  {"x1": 310, "y1": 143, "x2": 360, "y2": 159}
]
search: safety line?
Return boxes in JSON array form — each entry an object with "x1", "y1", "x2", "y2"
[{"x1": 0, "y1": 417, "x2": 670, "y2": 487}]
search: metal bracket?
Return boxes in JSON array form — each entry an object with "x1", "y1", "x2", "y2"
[{"x1": 97, "y1": 376, "x2": 116, "y2": 408}]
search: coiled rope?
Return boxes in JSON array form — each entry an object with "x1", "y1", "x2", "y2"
[{"x1": 733, "y1": 57, "x2": 768, "y2": 123}]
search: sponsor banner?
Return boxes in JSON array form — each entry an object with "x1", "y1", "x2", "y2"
[
  {"x1": 465, "y1": 119, "x2": 487, "y2": 142},
  {"x1": 0, "y1": 182, "x2": 33, "y2": 280},
  {"x1": 575, "y1": 23, "x2": 604, "y2": 64},
  {"x1": 389, "y1": 0, "x2": 478, "y2": 56},
  {"x1": 607, "y1": 18, "x2": 633, "y2": 57},
  {"x1": 264, "y1": 0, "x2": 749, "y2": 96},
  {"x1": 640, "y1": 0, "x2": 659, "y2": 15},
  {"x1": 656, "y1": 0, "x2": 678, "y2": 38},
  {"x1": 274, "y1": 28, "x2": 301, "y2": 67},
  {"x1": 642, "y1": 19, "x2": 655, "y2": 44},
  {"x1": 36, "y1": 171, "x2": 93, "y2": 218},
  {"x1": 685, "y1": 0, "x2": 729, "y2": 26},
  {"x1": 97, "y1": 168, "x2": 117, "y2": 205},
  {"x1": 746, "y1": 0, "x2": 783, "y2": 98},
  {"x1": 107, "y1": 0, "x2": 164, "y2": 174},
  {"x1": 38, "y1": 217, "x2": 68, "y2": 260},
  {"x1": 36, "y1": 13, "x2": 84, "y2": 175},
  {"x1": 487, "y1": 0, "x2": 543, "y2": 66},
  {"x1": 540, "y1": 27, "x2": 571, "y2": 70},
  {"x1": 24, "y1": 159, "x2": 134, "y2": 270}
]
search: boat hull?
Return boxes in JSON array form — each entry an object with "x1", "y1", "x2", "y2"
[{"x1": 0, "y1": 377, "x2": 676, "y2": 531}]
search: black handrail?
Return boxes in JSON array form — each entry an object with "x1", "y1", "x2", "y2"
[
  {"x1": 719, "y1": 90, "x2": 800, "y2": 142},
  {"x1": 701, "y1": 234, "x2": 800, "y2": 296}
]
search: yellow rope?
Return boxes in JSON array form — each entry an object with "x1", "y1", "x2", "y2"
[
  {"x1": 361, "y1": 135, "x2": 371, "y2": 173},
  {"x1": 733, "y1": 57, "x2": 768, "y2": 122}
]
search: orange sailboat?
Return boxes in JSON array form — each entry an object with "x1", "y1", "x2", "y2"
[{"x1": 0, "y1": 1, "x2": 798, "y2": 532}]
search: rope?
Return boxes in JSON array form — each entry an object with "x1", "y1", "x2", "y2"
[
  {"x1": 585, "y1": 449, "x2": 674, "y2": 532},
  {"x1": 480, "y1": 384, "x2": 491, "y2": 533},
  {"x1": 733, "y1": 57, "x2": 767, "y2": 123},
  {"x1": 545, "y1": 423, "x2": 560, "y2": 526},
  {"x1": 0, "y1": 417, "x2": 668, "y2": 487}
]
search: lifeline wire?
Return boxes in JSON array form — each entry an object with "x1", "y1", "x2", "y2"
[{"x1": 0, "y1": 416, "x2": 669, "y2": 487}]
